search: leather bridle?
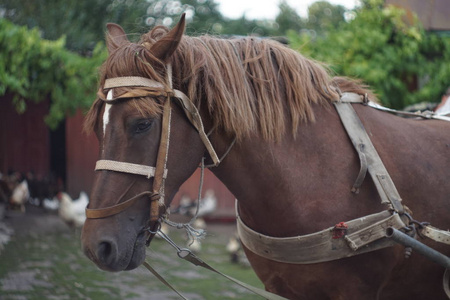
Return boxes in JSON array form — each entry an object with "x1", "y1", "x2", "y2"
[{"x1": 85, "y1": 65, "x2": 220, "y2": 229}]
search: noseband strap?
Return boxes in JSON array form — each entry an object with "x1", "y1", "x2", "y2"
[{"x1": 95, "y1": 160, "x2": 167, "y2": 179}]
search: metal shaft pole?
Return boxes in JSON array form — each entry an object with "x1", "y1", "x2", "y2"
[{"x1": 386, "y1": 227, "x2": 450, "y2": 269}]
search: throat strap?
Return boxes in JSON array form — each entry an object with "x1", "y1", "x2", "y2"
[{"x1": 172, "y1": 89, "x2": 220, "y2": 165}]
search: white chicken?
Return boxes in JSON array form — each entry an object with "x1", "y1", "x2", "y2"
[
  {"x1": 42, "y1": 197, "x2": 60, "y2": 211},
  {"x1": 189, "y1": 189, "x2": 217, "y2": 217},
  {"x1": 226, "y1": 234, "x2": 242, "y2": 263},
  {"x1": 10, "y1": 179, "x2": 29, "y2": 212},
  {"x1": 57, "y1": 191, "x2": 89, "y2": 227},
  {"x1": 172, "y1": 195, "x2": 195, "y2": 215}
]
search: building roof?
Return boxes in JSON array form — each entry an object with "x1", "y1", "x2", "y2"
[{"x1": 386, "y1": 0, "x2": 450, "y2": 31}]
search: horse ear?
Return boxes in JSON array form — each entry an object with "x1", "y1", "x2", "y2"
[
  {"x1": 106, "y1": 23, "x2": 129, "y2": 53},
  {"x1": 150, "y1": 14, "x2": 186, "y2": 63}
]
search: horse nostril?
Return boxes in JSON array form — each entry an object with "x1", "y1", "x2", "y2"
[{"x1": 97, "y1": 241, "x2": 115, "y2": 265}]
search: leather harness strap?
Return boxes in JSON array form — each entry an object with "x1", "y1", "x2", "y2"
[
  {"x1": 86, "y1": 191, "x2": 153, "y2": 219},
  {"x1": 172, "y1": 89, "x2": 220, "y2": 165},
  {"x1": 151, "y1": 95, "x2": 172, "y2": 221},
  {"x1": 237, "y1": 209, "x2": 405, "y2": 264},
  {"x1": 95, "y1": 160, "x2": 167, "y2": 179},
  {"x1": 104, "y1": 76, "x2": 165, "y2": 90},
  {"x1": 334, "y1": 95, "x2": 404, "y2": 214}
]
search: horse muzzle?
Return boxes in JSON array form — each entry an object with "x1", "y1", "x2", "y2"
[{"x1": 81, "y1": 219, "x2": 147, "y2": 272}]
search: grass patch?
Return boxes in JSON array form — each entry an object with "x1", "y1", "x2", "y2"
[{"x1": 0, "y1": 215, "x2": 263, "y2": 299}]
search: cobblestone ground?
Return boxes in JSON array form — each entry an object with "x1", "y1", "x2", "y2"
[{"x1": 0, "y1": 204, "x2": 262, "y2": 300}]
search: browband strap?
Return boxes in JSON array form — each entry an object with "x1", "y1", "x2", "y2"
[
  {"x1": 102, "y1": 76, "x2": 220, "y2": 166},
  {"x1": 104, "y1": 76, "x2": 165, "y2": 90}
]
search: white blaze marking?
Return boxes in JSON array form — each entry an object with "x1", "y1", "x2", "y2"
[
  {"x1": 103, "y1": 90, "x2": 113, "y2": 137},
  {"x1": 102, "y1": 90, "x2": 113, "y2": 155}
]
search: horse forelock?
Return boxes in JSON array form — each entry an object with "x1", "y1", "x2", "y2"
[
  {"x1": 85, "y1": 25, "x2": 374, "y2": 141},
  {"x1": 84, "y1": 40, "x2": 167, "y2": 134}
]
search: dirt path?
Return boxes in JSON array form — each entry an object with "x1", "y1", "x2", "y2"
[{"x1": 0, "y1": 204, "x2": 261, "y2": 300}]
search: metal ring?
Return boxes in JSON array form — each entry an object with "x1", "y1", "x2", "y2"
[
  {"x1": 145, "y1": 222, "x2": 161, "y2": 235},
  {"x1": 177, "y1": 249, "x2": 192, "y2": 259}
]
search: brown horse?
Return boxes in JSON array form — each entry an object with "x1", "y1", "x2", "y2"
[{"x1": 81, "y1": 15, "x2": 450, "y2": 299}]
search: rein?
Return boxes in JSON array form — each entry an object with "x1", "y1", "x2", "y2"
[{"x1": 143, "y1": 227, "x2": 289, "y2": 300}]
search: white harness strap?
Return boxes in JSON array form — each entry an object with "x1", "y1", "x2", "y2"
[
  {"x1": 104, "y1": 76, "x2": 165, "y2": 90},
  {"x1": 95, "y1": 160, "x2": 167, "y2": 179},
  {"x1": 101, "y1": 74, "x2": 220, "y2": 166},
  {"x1": 237, "y1": 208, "x2": 405, "y2": 264}
]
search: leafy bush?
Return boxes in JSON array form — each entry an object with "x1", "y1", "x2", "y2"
[
  {"x1": 0, "y1": 19, "x2": 106, "y2": 128},
  {"x1": 288, "y1": 0, "x2": 450, "y2": 108}
]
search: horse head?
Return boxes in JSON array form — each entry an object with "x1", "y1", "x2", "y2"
[{"x1": 81, "y1": 15, "x2": 210, "y2": 272}]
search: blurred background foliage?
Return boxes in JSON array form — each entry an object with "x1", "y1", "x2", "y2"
[
  {"x1": 0, "y1": 18, "x2": 106, "y2": 128},
  {"x1": 289, "y1": 0, "x2": 450, "y2": 108},
  {"x1": 0, "y1": 0, "x2": 449, "y2": 128}
]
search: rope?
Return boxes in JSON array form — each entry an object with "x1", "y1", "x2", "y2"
[
  {"x1": 163, "y1": 157, "x2": 207, "y2": 243},
  {"x1": 142, "y1": 262, "x2": 189, "y2": 300}
]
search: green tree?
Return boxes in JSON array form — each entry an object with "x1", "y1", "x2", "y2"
[
  {"x1": 0, "y1": 0, "x2": 149, "y2": 53},
  {"x1": 288, "y1": 0, "x2": 450, "y2": 108},
  {"x1": 143, "y1": 0, "x2": 277, "y2": 36},
  {"x1": 144, "y1": 0, "x2": 224, "y2": 34},
  {"x1": 305, "y1": 1, "x2": 346, "y2": 35},
  {"x1": 219, "y1": 16, "x2": 277, "y2": 36},
  {"x1": 275, "y1": 1, "x2": 303, "y2": 35},
  {"x1": 272, "y1": 1, "x2": 348, "y2": 37},
  {"x1": 1, "y1": 0, "x2": 350, "y2": 50},
  {"x1": 0, "y1": 0, "x2": 226, "y2": 52},
  {"x1": 0, "y1": 19, "x2": 107, "y2": 128}
]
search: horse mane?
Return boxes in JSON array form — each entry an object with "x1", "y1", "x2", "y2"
[{"x1": 85, "y1": 26, "x2": 375, "y2": 141}]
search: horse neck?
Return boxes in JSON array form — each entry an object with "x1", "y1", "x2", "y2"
[{"x1": 209, "y1": 103, "x2": 383, "y2": 237}]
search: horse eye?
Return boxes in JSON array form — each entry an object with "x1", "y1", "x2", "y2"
[{"x1": 135, "y1": 119, "x2": 152, "y2": 134}]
